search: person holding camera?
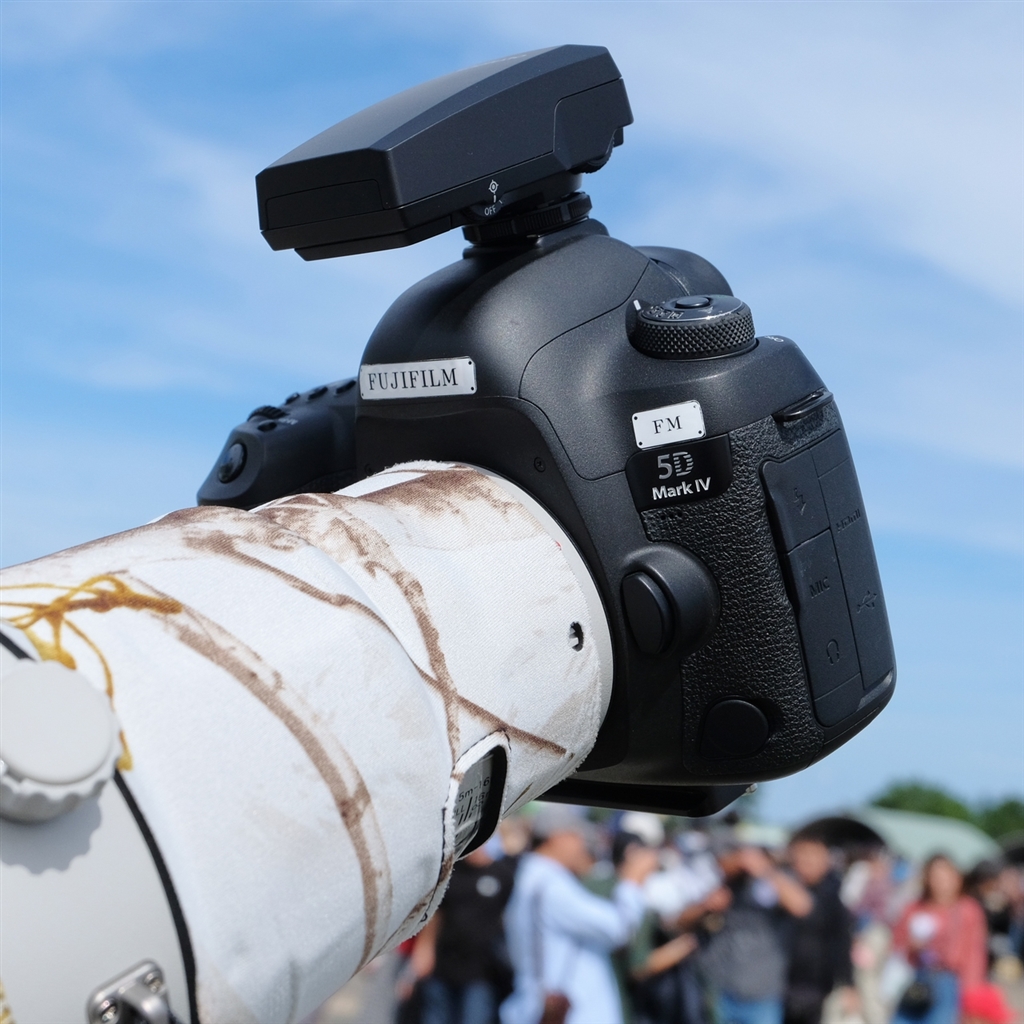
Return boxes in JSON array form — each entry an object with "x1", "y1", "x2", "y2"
[
  {"x1": 501, "y1": 806, "x2": 658, "y2": 1024},
  {"x1": 595, "y1": 822, "x2": 704, "y2": 1024},
  {"x1": 696, "y1": 836, "x2": 813, "y2": 1024}
]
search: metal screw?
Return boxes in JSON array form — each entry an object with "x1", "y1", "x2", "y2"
[
  {"x1": 143, "y1": 970, "x2": 163, "y2": 992},
  {"x1": 533, "y1": 457, "x2": 546, "y2": 472},
  {"x1": 98, "y1": 999, "x2": 119, "y2": 1024}
]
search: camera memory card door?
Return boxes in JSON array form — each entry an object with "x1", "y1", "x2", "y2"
[{"x1": 762, "y1": 430, "x2": 894, "y2": 728}]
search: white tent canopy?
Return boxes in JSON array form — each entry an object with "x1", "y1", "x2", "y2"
[{"x1": 794, "y1": 807, "x2": 1001, "y2": 870}]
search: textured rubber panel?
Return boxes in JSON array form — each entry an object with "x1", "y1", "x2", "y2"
[{"x1": 641, "y1": 403, "x2": 842, "y2": 779}]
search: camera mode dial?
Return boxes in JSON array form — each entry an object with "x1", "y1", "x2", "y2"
[{"x1": 629, "y1": 294, "x2": 755, "y2": 359}]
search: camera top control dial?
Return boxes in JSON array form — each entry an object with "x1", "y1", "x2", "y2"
[{"x1": 629, "y1": 294, "x2": 756, "y2": 359}]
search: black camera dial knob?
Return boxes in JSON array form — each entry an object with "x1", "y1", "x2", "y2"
[{"x1": 628, "y1": 294, "x2": 756, "y2": 359}]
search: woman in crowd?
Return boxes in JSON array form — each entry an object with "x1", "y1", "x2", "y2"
[{"x1": 891, "y1": 854, "x2": 987, "y2": 1024}]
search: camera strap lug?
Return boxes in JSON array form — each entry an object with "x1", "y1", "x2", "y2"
[
  {"x1": 87, "y1": 960, "x2": 174, "y2": 1024},
  {"x1": 773, "y1": 386, "x2": 834, "y2": 423}
]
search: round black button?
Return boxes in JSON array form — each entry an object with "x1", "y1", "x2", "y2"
[
  {"x1": 284, "y1": 392, "x2": 300, "y2": 404},
  {"x1": 621, "y1": 572, "x2": 674, "y2": 655},
  {"x1": 257, "y1": 421, "x2": 277, "y2": 432},
  {"x1": 700, "y1": 699, "x2": 770, "y2": 759},
  {"x1": 308, "y1": 385, "x2": 328, "y2": 399},
  {"x1": 216, "y1": 442, "x2": 247, "y2": 483},
  {"x1": 670, "y1": 295, "x2": 712, "y2": 309}
]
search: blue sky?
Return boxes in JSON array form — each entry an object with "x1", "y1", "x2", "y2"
[{"x1": 1, "y1": 1, "x2": 1021, "y2": 824}]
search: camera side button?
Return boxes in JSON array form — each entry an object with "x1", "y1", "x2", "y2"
[
  {"x1": 699, "y1": 699, "x2": 770, "y2": 759},
  {"x1": 216, "y1": 442, "x2": 247, "y2": 484},
  {"x1": 621, "y1": 572, "x2": 673, "y2": 655},
  {"x1": 785, "y1": 532, "x2": 860, "y2": 701},
  {"x1": 761, "y1": 452, "x2": 829, "y2": 551},
  {"x1": 818, "y1": 461, "x2": 895, "y2": 691}
]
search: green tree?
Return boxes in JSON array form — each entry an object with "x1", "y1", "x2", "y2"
[
  {"x1": 974, "y1": 799, "x2": 1024, "y2": 840},
  {"x1": 870, "y1": 781, "x2": 974, "y2": 822},
  {"x1": 870, "y1": 782, "x2": 1024, "y2": 840}
]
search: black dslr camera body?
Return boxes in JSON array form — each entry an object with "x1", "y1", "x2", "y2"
[{"x1": 199, "y1": 46, "x2": 895, "y2": 816}]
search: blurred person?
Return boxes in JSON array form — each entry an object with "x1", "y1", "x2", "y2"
[
  {"x1": 395, "y1": 938, "x2": 425, "y2": 1024},
  {"x1": 499, "y1": 816, "x2": 534, "y2": 859},
  {"x1": 586, "y1": 815, "x2": 666, "y2": 913},
  {"x1": 784, "y1": 838, "x2": 857, "y2": 1024},
  {"x1": 967, "y1": 862, "x2": 1024, "y2": 976},
  {"x1": 583, "y1": 818, "x2": 668, "y2": 1022},
  {"x1": 602, "y1": 829, "x2": 703, "y2": 1024},
  {"x1": 581, "y1": 829, "x2": 645, "y2": 1022},
  {"x1": 890, "y1": 854, "x2": 987, "y2": 1024},
  {"x1": 695, "y1": 835, "x2": 813, "y2": 1024},
  {"x1": 501, "y1": 805, "x2": 658, "y2": 1024},
  {"x1": 995, "y1": 864, "x2": 1024, "y2": 971},
  {"x1": 841, "y1": 850, "x2": 898, "y2": 1024},
  {"x1": 646, "y1": 829, "x2": 723, "y2": 924},
  {"x1": 967, "y1": 862, "x2": 1008, "y2": 971},
  {"x1": 627, "y1": 926, "x2": 701, "y2": 1024},
  {"x1": 842, "y1": 850, "x2": 897, "y2": 931},
  {"x1": 621, "y1": 811, "x2": 667, "y2": 851},
  {"x1": 406, "y1": 837, "x2": 517, "y2": 1024}
]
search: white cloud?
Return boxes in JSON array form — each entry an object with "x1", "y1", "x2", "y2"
[
  {"x1": 0, "y1": 68, "x2": 466, "y2": 390},
  {"x1": 383, "y1": 1, "x2": 1023, "y2": 303},
  {"x1": 3, "y1": 1, "x2": 1021, "y2": 460},
  {"x1": 0, "y1": 0, "x2": 217, "y2": 64}
]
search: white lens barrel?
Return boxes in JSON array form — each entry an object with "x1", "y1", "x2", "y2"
[{"x1": 0, "y1": 463, "x2": 611, "y2": 1022}]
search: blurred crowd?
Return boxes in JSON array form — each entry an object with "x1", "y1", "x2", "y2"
[{"x1": 388, "y1": 806, "x2": 1024, "y2": 1024}]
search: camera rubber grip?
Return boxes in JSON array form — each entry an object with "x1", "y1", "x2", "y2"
[{"x1": 641, "y1": 403, "x2": 886, "y2": 779}]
